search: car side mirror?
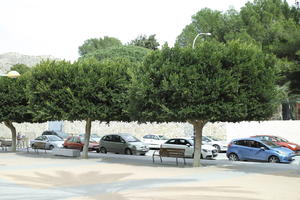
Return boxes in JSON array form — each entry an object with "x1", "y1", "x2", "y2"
[
  {"x1": 260, "y1": 147, "x2": 266, "y2": 151},
  {"x1": 186, "y1": 144, "x2": 191, "y2": 147}
]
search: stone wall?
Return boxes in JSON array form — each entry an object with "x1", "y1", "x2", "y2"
[
  {"x1": 0, "y1": 122, "x2": 48, "y2": 140},
  {"x1": 1, "y1": 120, "x2": 299, "y2": 145},
  {"x1": 226, "y1": 120, "x2": 300, "y2": 143}
]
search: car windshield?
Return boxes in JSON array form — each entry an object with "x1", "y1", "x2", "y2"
[
  {"x1": 48, "y1": 135, "x2": 63, "y2": 141},
  {"x1": 122, "y1": 135, "x2": 140, "y2": 142},
  {"x1": 159, "y1": 135, "x2": 168, "y2": 140},
  {"x1": 261, "y1": 140, "x2": 281, "y2": 148},
  {"x1": 91, "y1": 134, "x2": 100, "y2": 138}
]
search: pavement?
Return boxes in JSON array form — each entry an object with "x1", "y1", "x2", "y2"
[{"x1": 0, "y1": 150, "x2": 300, "y2": 200}]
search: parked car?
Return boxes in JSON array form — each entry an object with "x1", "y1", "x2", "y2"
[
  {"x1": 202, "y1": 136, "x2": 228, "y2": 152},
  {"x1": 30, "y1": 135, "x2": 64, "y2": 150},
  {"x1": 79, "y1": 133, "x2": 102, "y2": 143},
  {"x1": 162, "y1": 138, "x2": 218, "y2": 159},
  {"x1": 141, "y1": 134, "x2": 168, "y2": 149},
  {"x1": 99, "y1": 133, "x2": 149, "y2": 155},
  {"x1": 250, "y1": 135, "x2": 300, "y2": 152},
  {"x1": 63, "y1": 136, "x2": 100, "y2": 152},
  {"x1": 42, "y1": 131, "x2": 69, "y2": 140},
  {"x1": 227, "y1": 138, "x2": 296, "y2": 163}
]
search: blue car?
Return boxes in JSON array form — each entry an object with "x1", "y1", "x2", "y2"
[{"x1": 227, "y1": 138, "x2": 295, "y2": 163}]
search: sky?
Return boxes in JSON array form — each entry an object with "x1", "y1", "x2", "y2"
[{"x1": 0, "y1": 0, "x2": 297, "y2": 61}]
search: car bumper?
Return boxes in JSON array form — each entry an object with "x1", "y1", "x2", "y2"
[
  {"x1": 279, "y1": 154, "x2": 296, "y2": 163},
  {"x1": 133, "y1": 149, "x2": 149, "y2": 155}
]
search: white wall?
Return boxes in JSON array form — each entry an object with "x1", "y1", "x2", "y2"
[{"x1": 226, "y1": 120, "x2": 300, "y2": 144}]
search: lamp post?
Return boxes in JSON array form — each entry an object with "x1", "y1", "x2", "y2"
[
  {"x1": 0, "y1": 71, "x2": 20, "y2": 78},
  {"x1": 192, "y1": 32, "x2": 211, "y2": 49}
]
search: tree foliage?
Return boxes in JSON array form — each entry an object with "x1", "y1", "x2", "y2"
[
  {"x1": 78, "y1": 36, "x2": 122, "y2": 56},
  {"x1": 82, "y1": 45, "x2": 151, "y2": 63},
  {"x1": 129, "y1": 34, "x2": 160, "y2": 50},
  {"x1": 129, "y1": 40, "x2": 277, "y2": 166},
  {"x1": 176, "y1": 0, "x2": 300, "y2": 98},
  {"x1": 0, "y1": 72, "x2": 32, "y2": 151},
  {"x1": 27, "y1": 58, "x2": 132, "y2": 158},
  {"x1": 10, "y1": 64, "x2": 31, "y2": 74}
]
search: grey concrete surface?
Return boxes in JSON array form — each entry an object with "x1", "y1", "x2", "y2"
[{"x1": 0, "y1": 150, "x2": 299, "y2": 200}]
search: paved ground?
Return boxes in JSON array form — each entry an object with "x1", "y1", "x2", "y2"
[{"x1": 0, "y1": 150, "x2": 299, "y2": 200}]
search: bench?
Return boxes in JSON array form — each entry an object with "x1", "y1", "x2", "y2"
[
  {"x1": 52, "y1": 148, "x2": 80, "y2": 157},
  {"x1": 152, "y1": 147, "x2": 186, "y2": 165},
  {"x1": 0, "y1": 140, "x2": 12, "y2": 151},
  {"x1": 29, "y1": 142, "x2": 47, "y2": 154}
]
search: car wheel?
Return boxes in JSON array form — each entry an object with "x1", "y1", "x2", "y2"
[
  {"x1": 31, "y1": 144, "x2": 36, "y2": 149},
  {"x1": 228, "y1": 153, "x2": 239, "y2": 161},
  {"x1": 49, "y1": 145, "x2": 54, "y2": 150},
  {"x1": 125, "y1": 148, "x2": 132, "y2": 155},
  {"x1": 100, "y1": 147, "x2": 107, "y2": 154},
  {"x1": 96, "y1": 148, "x2": 100, "y2": 153},
  {"x1": 268, "y1": 156, "x2": 280, "y2": 163},
  {"x1": 213, "y1": 144, "x2": 221, "y2": 153}
]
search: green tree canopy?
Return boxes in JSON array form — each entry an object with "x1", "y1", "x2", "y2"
[
  {"x1": 129, "y1": 40, "x2": 277, "y2": 167},
  {"x1": 0, "y1": 72, "x2": 32, "y2": 151},
  {"x1": 10, "y1": 64, "x2": 31, "y2": 74},
  {"x1": 27, "y1": 58, "x2": 133, "y2": 158},
  {"x1": 78, "y1": 36, "x2": 122, "y2": 56},
  {"x1": 82, "y1": 45, "x2": 151, "y2": 63},
  {"x1": 129, "y1": 34, "x2": 160, "y2": 50}
]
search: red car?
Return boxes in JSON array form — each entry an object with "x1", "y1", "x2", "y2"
[
  {"x1": 251, "y1": 135, "x2": 300, "y2": 152},
  {"x1": 63, "y1": 136, "x2": 100, "y2": 153}
]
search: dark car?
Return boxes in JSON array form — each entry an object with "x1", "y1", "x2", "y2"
[
  {"x1": 63, "y1": 136, "x2": 100, "y2": 152},
  {"x1": 227, "y1": 138, "x2": 296, "y2": 163},
  {"x1": 42, "y1": 131, "x2": 69, "y2": 140}
]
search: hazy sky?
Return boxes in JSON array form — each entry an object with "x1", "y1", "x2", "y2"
[{"x1": 0, "y1": 0, "x2": 296, "y2": 61}]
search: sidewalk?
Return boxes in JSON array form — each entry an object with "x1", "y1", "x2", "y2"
[{"x1": 0, "y1": 152, "x2": 299, "y2": 200}]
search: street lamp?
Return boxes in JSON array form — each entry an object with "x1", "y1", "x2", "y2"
[
  {"x1": 0, "y1": 71, "x2": 20, "y2": 78},
  {"x1": 192, "y1": 32, "x2": 211, "y2": 49}
]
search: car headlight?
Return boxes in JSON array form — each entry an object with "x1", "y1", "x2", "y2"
[{"x1": 276, "y1": 151, "x2": 287, "y2": 156}]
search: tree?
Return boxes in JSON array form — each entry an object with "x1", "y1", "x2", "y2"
[
  {"x1": 27, "y1": 58, "x2": 132, "y2": 158},
  {"x1": 11, "y1": 64, "x2": 31, "y2": 74},
  {"x1": 78, "y1": 36, "x2": 122, "y2": 56},
  {"x1": 82, "y1": 45, "x2": 151, "y2": 63},
  {"x1": 129, "y1": 34, "x2": 160, "y2": 50},
  {"x1": 129, "y1": 40, "x2": 277, "y2": 167},
  {"x1": 0, "y1": 72, "x2": 32, "y2": 152}
]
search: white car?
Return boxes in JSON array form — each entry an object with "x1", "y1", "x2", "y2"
[
  {"x1": 142, "y1": 134, "x2": 168, "y2": 149},
  {"x1": 202, "y1": 136, "x2": 228, "y2": 152},
  {"x1": 161, "y1": 138, "x2": 218, "y2": 159}
]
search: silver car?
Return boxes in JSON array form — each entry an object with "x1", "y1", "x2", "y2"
[
  {"x1": 99, "y1": 133, "x2": 149, "y2": 155},
  {"x1": 30, "y1": 135, "x2": 64, "y2": 150}
]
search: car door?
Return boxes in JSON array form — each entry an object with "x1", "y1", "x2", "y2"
[
  {"x1": 248, "y1": 141, "x2": 269, "y2": 161},
  {"x1": 235, "y1": 140, "x2": 253, "y2": 160},
  {"x1": 112, "y1": 135, "x2": 126, "y2": 153}
]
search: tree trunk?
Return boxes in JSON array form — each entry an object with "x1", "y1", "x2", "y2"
[
  {"x1": 4, "y1": 120, "x2": 17, "y2": 152},
  {"x1": 82, "y1": 118, "x2": 92, "y2": 159},
  {"x1": 188, "y1": 120, "x2": 207, "y2": 167}
]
